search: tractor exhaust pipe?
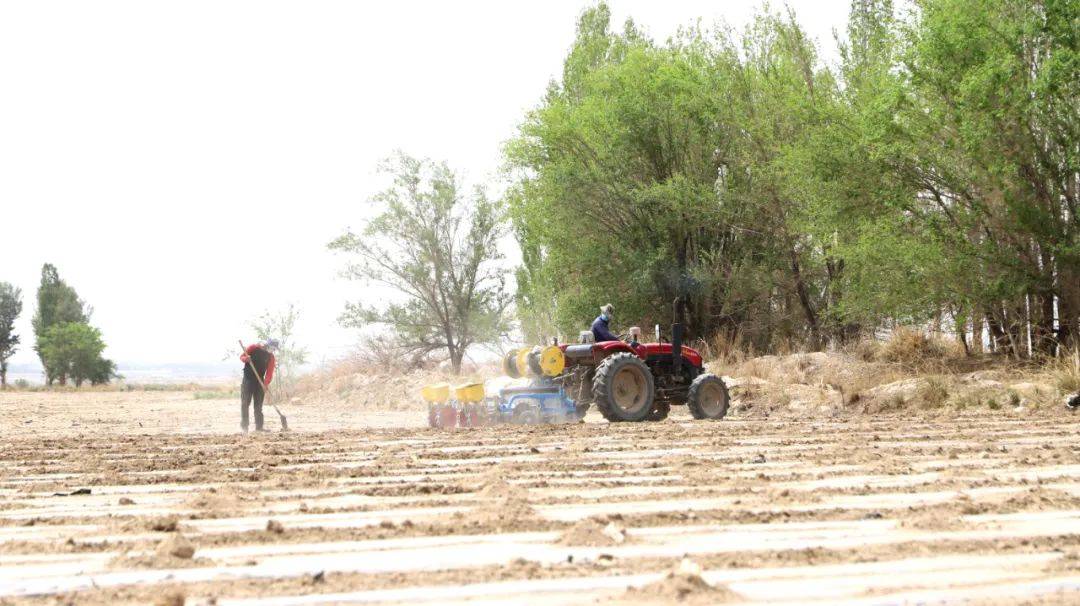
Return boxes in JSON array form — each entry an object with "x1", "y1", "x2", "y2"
[{"x1": 671, "y1": 297, "x2": 685, "y2": 378}]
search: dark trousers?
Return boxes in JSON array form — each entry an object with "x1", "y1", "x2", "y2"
[{"x1": 240, "y1": 377, "x2": 265, "y2": 431}]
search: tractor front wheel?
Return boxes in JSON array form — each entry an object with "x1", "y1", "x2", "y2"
[
  {"x1": 593, "y1": 353, "x2": 656, "y2": 422},
  {"x1": 687, "y1": 374, "x2": 729, "y2": 420}
]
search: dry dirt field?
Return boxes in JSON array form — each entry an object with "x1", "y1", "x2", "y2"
[{"x1": 2, "y1": 389, "x2": 1080, "y2": 605}]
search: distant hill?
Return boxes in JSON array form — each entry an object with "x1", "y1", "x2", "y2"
[{"x1": 6, "y1": 361, "x2": 236, "y2": 385}]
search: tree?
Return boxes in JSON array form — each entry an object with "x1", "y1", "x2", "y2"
[
  {"x1": 38, "y1": 322, "x2": 115, "y2": 387},
  {"x1": 329, "y1": 152, "x2": 512, "y2": 373},
  {"x1": 832, "y1": 0, "x2": 1080, "y2": 356},
  {"x1": 32, "y1": 264, "x2": 90, "y2": 384},
  {"x1": 0, "y1": 282, "x2": 23, "y2": 388},
  {"x1": 505, "y1": 1, "x2": 1077, "y2": 357},
  {"x1": 506, "y1": 7, "x2": 728, "y2": 341},
  {"x1": 250, "y1": 304, "x2": 308, "y2": 395},
  {"x1": 505, "y1": 4, "x2": 844, "y2": 350}
]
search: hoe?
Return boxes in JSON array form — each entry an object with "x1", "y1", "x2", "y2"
[{"x1": 238, "y1": 340, "x2": 289, "y2": 431}]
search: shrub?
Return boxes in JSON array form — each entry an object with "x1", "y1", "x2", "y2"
[
  {"x1": 917, "y1": 377, "x2": 950, "y2": 408},
  {"x1": 193, "y1": 390, "x2": 236, "y2": 400},
  {"x1": 877, "y1": 327, "x2": 951, "y2": 365},
  {"x1": 1050, "y1": 349, "x2": 1080, "y2": 395}
]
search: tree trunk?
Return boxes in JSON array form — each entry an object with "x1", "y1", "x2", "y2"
[
  {"x1": 1033, "y1": 292, "x2": 1057, "y2": 357},
  {"x1": 1060, "y1": 295, "x2": 1079, "y2": 353},
  {"x1": 0, "y1": 362, "x2": 6, "y2": 388},
  {"x1": 971, "y1": 307, "x2": 984, "y2": 354},
  {"x1": 789, "y1": 248, "x2": 820, "y2": 350},
  {"x1": 449, "y1": 347, "x2": 464, "y2": 375},
  {"x1": 985, "y1": 308, "x2": 1009, "y2": 356},
  {"x1": 825, "y1": 257, "x2": 841, "y2": 343},
  {"x1": 1002, "y1": 303, "x2": 1024, "y2": 360},
  {"x1": 954, "y1": 311, "x2": 969, "y2": 355},
  {"x1": 1059, "y1": 262, "x2": 1080, "y2": 352}
]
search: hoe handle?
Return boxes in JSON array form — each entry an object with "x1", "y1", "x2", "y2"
[{"x1": 238, "y1": 339, "x2": 270, "y2": 397}]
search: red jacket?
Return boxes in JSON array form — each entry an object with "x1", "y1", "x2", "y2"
[{"x1": 241, "y1": 344, "x2": 276, "y2": 384}]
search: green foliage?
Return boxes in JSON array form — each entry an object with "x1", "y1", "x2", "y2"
[
  {"x1": 506, "y1": 4, "x2": 844, "y2": 348},
  {"x1": 32, "y1": 264, "x2": 91, "y2": 384},
  {"x1": 330, "y1": 152, "x2": 512, "y2": 373},
  {"x1": 505, "y1": 0, "x2": 1079, "y2": 357},
  {"x1": 30, "y1": 264, "x2": 115, "y2": 387},
  {"x1": 37, "y1": 322, "x2": 116, "y2": 387},
  {"x1": 865, "y1": 0, "x2": 1080, "y2": 355},
  {"x1": 0, "y1": 282, "x2": 22, "y2": 387}
]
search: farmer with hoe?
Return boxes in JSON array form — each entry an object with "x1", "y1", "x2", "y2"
[
  {"x1": 239, "y1": 339, "x2": 278, "y2": 432},
  {"x1": 591, "y1": 303, "x2": 618, "y2": 343}
]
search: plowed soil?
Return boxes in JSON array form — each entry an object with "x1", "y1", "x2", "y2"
[{"x1": 2, "y1": 390, "x2": 1080, "y2": 605}]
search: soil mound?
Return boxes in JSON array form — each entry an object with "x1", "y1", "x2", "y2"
[
  {"x1": 186, "y1": 485, "x2": 253, "y2": 512},
  {"x1": 900, "y1": 510, "x2": 966, "y2": 531},
  {"x1": 458, "y1": 487, "x2": 538, "y2": 530},
  {"x1": 109, "y1": 533, "x2": 206, "y2": 570},
  {"x1": 621, "y1": 559, "x2": 743, "y2": 604},
  {"x1": 557, "y1": 518, "x2": 627, "y2": 546},
  {"x1": 155, "y1": 532, "x2": 195, "y2": 559},
  {"x1": 547, "y1": 441, "x2": 589, "y2": 459},
  {"x1": 476, "y1": 477, "x2": 517, "y2": 499},
  {"x1": 153, "y1": 589, "x2": 186, "y2": 606},
  {"x1": 460, "y1": 462, "x2": 518, "y2": 496},
  {"x1": 897, "y1": 496, "x2": 981, "y2": 531},
  {"x1": 997, "y1": 487, "x2": 1080, "y2": 512},
  {"x1": 144, "y1": 515, "x2": 179, "y2": 532},
  {"x1": 373, "y1": 446, "x2": 417, "y2": 469}
]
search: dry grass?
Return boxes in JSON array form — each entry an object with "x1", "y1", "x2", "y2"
[
  {"x1": 3, "y1": 381, "x2": 231, "y2": 394},
  {"x1": 290, "y1": 353, "x2": 499, "y2": 410},
  {"x1": 693, "y1": 331, "x2": 755, "y2": 370},
  {"x1": 873, "y1": 327, "x2": 955, "y2": 364},
  {"x1": 1048, "y1": 348, "x2": 1080, "y2": 395},
  {"x1": 294, "y1": 330, "x2": 1078, "y2": 415},
  {"x1": 718, "y1": 328, "x2": 1073, "y2": 414}
]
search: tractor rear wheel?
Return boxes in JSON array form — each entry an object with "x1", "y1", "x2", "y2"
[
  {"x1": 593, "y1": 353, "x2": 656, "y2": 422},
  {"x1": 687, "y1": 374, "x2": 729, "y2": 420},
  {"x1": 646, "y1": 401, "x2": 670, "y2": 422}
]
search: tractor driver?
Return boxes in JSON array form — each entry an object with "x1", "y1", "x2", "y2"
[{"x1": 591, "y1": 304, "x2": 618, "y2": 343}]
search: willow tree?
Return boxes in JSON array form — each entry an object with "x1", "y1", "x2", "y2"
[
  {"x1": 505, "y1": 4, "x2": 845, "y2": 350},
  {"x1": 330, "y1": 153, "x2": 511, "y2": 373},
  {"x1": 845, "y1": 0, "x2": 1080, "y2": 356}
]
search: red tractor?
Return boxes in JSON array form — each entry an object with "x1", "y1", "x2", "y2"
[{"x1": 505, "y1": 300, "x2": 730, "y2": 423}]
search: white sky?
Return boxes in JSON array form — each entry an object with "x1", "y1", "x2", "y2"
[{"x1": 0, "y1": 0, "x2": 851, "y2": 368}]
